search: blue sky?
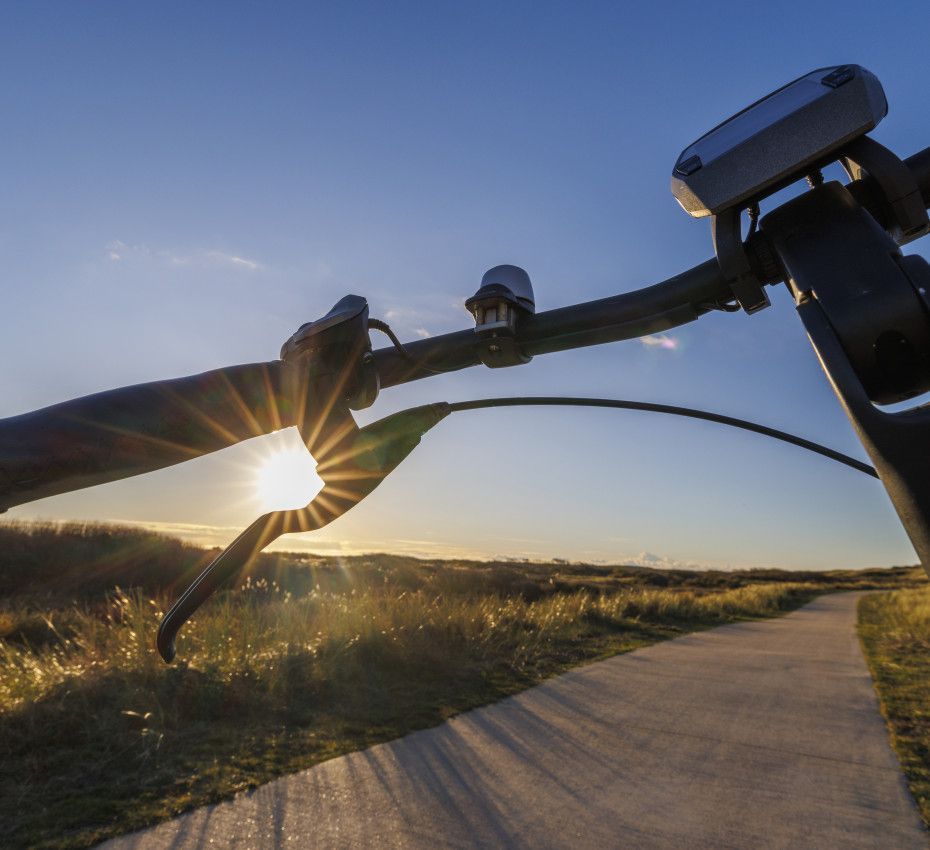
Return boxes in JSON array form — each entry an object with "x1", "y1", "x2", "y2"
[{"x1": 2, "y1": 0, "x2": 929, "y2": 569}]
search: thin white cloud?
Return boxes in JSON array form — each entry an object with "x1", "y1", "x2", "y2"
[
  {"x1": 105, "y1": 239, "x2": 146, "y2": 262},
  {"x1": 382, "y1": 302, "x2": 459, "y2": 337},
  {"x1": 104, "y1": 241, "x2": 263, "y2": 271},
  {"x1": 205, "y1": 250, "x2": 261, "y2": 271},
  {"x1": 381, "y1": 308, "x2": 433, "y2": 338},
  {"x1": 620, "y1": 550, "x2": 716, "y2": 570}
]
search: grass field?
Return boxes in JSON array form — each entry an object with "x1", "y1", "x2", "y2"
[
  {"x1": 1, "y1": 520, "x2": 923, "y2": 849},
  {"x1": 858, "y1": 586, "x2": 930, "y2": 827}
]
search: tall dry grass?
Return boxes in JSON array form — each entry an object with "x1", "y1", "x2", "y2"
[
  {"x1": 861, "y1": 585, "x2": 930, "y2": 643},
  {"x1": 859, "y1": 585, "x2": 930, "y2": 826},
  {"x1": 1, "y1": 580, "x2": 808, "y2": 712}
]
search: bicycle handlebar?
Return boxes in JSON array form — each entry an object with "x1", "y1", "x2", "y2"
[{"x1": 2, "y1": 145, "x2": 929, "y2": 512}]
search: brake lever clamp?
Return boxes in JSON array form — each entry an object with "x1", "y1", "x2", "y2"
[{"x1": 280, "y1": 294, "x2": 380, "y2": 412}]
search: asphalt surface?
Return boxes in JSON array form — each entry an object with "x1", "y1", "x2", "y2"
[{"x1": 100, "y1": 592, "x2": 926, "y2": 849}]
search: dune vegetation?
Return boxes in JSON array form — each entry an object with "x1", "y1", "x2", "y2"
[
  {"x1": 858, "y1": 586, "x2": 930, "y2": 827},
  {"x1": 0, "y1": 520, "x2": 922, "y2": 849}
]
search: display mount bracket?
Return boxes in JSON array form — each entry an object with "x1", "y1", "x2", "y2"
[{"x1": 711, "y1": 207, "x2": 770, "y2": 314}]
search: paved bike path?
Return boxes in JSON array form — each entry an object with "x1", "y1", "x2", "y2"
[{"x1": 101, "y1": 593, "x2": 926, "y2": 849}]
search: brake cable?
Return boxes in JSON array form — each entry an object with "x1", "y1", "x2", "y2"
[
  {"x1": 367, "y1": 318, "x2": 410, "y2": 355},
  {"x1": 367, "y1": 318, "x2": 452, "y2": 375},
  {"x1": 446, "y1": 397, "x2": 877, "y2": 478}
]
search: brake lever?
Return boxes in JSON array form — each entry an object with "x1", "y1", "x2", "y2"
[{"x1": 157, "y1": 402, "x2": 450, "y2": 662}]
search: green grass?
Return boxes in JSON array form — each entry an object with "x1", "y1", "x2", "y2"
[
  {"x1": 859, "y1": 586, "x2": 930, "y2": 827},
  {"x1": 0, "y1": 520, "x2": 922, "y2": 849}
]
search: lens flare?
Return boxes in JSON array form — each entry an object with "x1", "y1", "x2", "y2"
[
  {"x1": 640, "y1": 333, "x2": 679, "y2": 350},
  {"x1": 254, "y1": 446, "x2": 323, "y2": 512}
]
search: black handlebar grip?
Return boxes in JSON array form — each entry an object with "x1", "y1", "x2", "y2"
[{"x1": 0, "y1": 360, "x2": 306, "y2": 512}]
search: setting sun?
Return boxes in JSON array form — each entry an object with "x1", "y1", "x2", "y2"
[{"x1": 254, "y1": 446, "x2": 323, "y2": 512}]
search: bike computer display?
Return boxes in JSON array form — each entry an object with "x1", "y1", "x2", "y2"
[{"x1": 671, "y1": 64, "x2": 887, "y2": 217}]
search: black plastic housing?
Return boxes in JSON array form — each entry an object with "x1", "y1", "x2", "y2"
[{"x1": 672, "y1": 64, "x2": 887, "y2": 217}]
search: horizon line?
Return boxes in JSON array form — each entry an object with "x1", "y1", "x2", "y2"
[{"x1": 0, "y1": 516, "x2": 912, "y2": 574}]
